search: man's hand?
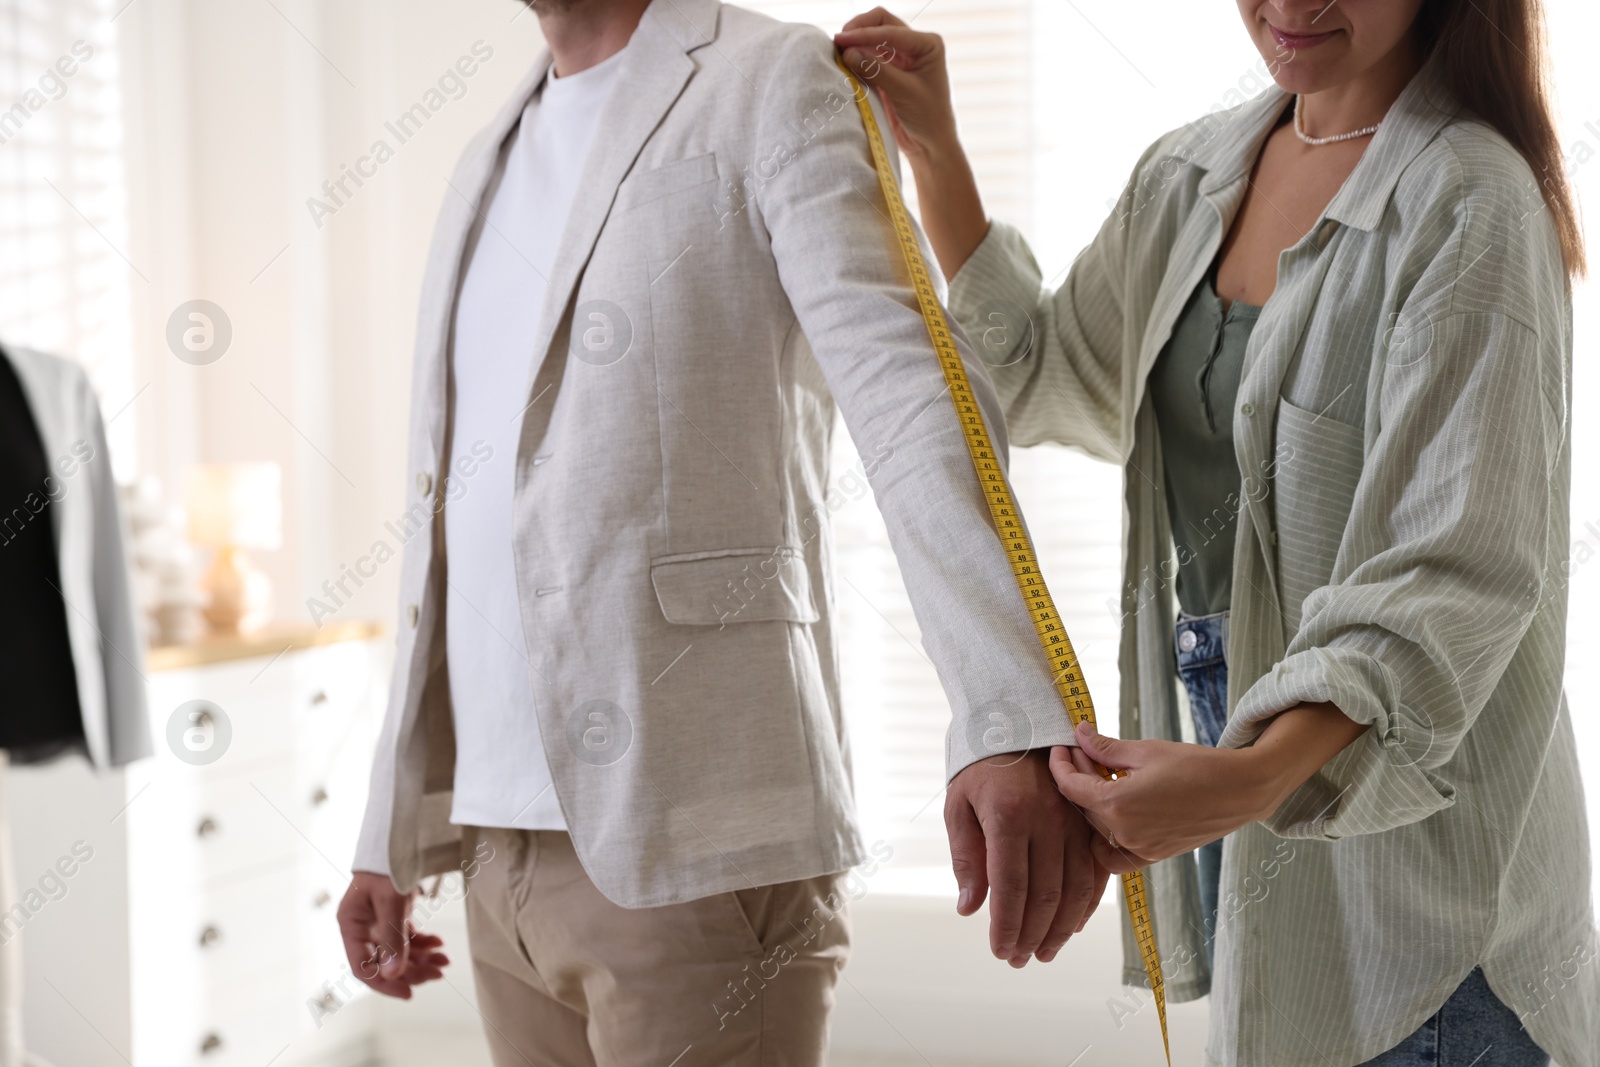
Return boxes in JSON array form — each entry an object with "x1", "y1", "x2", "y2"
[
  {"x1": 946, "y1": 749, "x2": 1111, "y2": 967},
  {"x1": 337, "y1": 871, "x2": 450, "y2": 998}
]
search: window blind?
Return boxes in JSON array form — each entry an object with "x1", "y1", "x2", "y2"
[{"x1": 0, "y1": 0, "x2": 136, "y2": 474}]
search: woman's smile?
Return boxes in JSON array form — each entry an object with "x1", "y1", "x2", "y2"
[{"x1": 1267, "y1": 21, "x2": 1341, "y2": 50}]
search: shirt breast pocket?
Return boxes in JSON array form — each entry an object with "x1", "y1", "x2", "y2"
[{"x1": 1272, "y1": 396, "x2": 1366, "y2": 634}]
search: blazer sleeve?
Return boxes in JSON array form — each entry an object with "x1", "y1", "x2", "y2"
[
  {"x1": 944, "y1": 148, "x2": 1151, "y2": 463},
  {"x1": 353, "y1": 691, "x2": 398, "y2": 877},
  {"x1": 79, "y1": 370, "x2": 151, "y2": 766},
  {"x1": 752, "y1": 31, "x2": 1079, "y2": 778}
]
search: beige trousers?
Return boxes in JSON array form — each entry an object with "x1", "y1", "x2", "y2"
[{"x1": 461, "y1": 828, "x2": 850, "y2": 1067}]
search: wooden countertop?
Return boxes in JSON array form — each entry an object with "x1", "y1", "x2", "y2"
[{"x1": 147, "y1": 619, "x2": 384, "y2": 672}]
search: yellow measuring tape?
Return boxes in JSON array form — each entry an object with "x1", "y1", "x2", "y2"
[{"x1": 836, "y1": 56, "x2": 1170, "y2": 1065}]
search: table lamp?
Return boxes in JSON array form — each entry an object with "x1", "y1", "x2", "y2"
[{"x1": 186, "y1": 463, "x2": 282, "y2": 635}]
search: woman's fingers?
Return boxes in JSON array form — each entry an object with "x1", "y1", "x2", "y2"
[
  {"x1": 834, "y1": 24, "x2": 935, "y2": 72},
  {"x1": 1092, "y1": 833, "x2": 1155, "y2": 875},
  {"x1": 1073, "y1": 720, "x2": 1149, "y2": 773},
  {"x1": 1068, "y1": 743, "x2": 1100, "y2": 778},
  {"x1": 1055, "y1": 739, "x2": 1157, "y2": 869},
  {"x1": 840, "y1": 6, "x2": 909, "y2": 33},
  {"x1": 1050, "y1": 746, "x2": 1118, "y2": 815},
  {"x1": 1048, "y1": 745, "x2": 1093, "y2": 800},
  {"x1": 832, "y1": 21, "x2": 952, "y2": 161}
]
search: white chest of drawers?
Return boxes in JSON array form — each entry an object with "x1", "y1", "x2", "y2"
[{"x1": 124, "y1": 623, "x2": 387, "y2": 1067}]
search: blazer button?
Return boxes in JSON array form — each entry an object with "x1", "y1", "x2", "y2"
[
  {"x1": 416, "y1": 471, "x2": 432, "y2": 497},
  {"x1": 407, "y1": 604, "x2": 419, "y2": 628}
]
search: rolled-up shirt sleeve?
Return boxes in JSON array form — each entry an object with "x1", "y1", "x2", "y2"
[{"x1": 1221, "y1": 307, "x2": 1562, "y2": 839}]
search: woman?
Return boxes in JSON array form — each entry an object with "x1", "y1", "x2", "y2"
[{"x1": 836, "y1": 2, "x2": 1597, "y2": 1065}]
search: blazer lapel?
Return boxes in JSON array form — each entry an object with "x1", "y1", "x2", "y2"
[
  {"x1": 419, "y1": 54, "x2": 553, "y2": 451},
  {"x1": 520, "y1": 6, "x2": 705, "y2": 401}
]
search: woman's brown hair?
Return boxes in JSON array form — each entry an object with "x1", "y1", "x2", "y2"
[{"x1": 1417, "y1": 0, "x2": 1585, "y2": 278}]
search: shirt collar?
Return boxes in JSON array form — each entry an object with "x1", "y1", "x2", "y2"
[{"x1": 1191, "y1": 52, "x2": 1460, "y2": 232}]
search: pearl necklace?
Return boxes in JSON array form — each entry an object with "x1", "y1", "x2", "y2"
[{"x1": 1293, "y1": 94, "x2": 1381, "y2": 145}]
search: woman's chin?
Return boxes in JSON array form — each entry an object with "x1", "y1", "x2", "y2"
[{"x1": 1266, "y1": 64, "x2": 1341, "y2": 97}]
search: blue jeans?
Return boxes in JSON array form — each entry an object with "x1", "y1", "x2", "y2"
[
  {"x1": 1357, "y1": 967, "x2": 1549, "y2": 1065},
  {"x1": 1173, "y1": 609, "x2": 1229, "y2": 967},
  {"x1": 1173, "y1": 613, "x2": 1549, "y2": 1066}
]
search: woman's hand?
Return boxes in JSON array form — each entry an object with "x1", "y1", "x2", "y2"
[
  {"x1": 834, "y1": 8, "x2": 957, "y2": 163},
  {"x1": 1051, "y1": 725, "x2": 1276, "y2": 873},
  {"x1": 834, "y1": 8, "x2": 989, "y2": 278},
  {"x1": 1052, "y1": 706, "x2": 1369, "y2": 874}
]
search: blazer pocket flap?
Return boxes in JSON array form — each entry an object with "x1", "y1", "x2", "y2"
[
  {"x1": 650, "y1": 548, "x2": 818, "y2": 626},
  {"x1": 616, "y1": 153, "x2": 719, "y2": 213}
]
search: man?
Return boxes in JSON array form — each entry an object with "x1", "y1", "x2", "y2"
[{"x1": 338, "y1": 0, "x2": 1105, "y2": 1062}]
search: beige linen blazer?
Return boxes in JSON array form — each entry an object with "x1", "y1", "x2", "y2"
[{"x1": 354, "y1": 0, "x2": 1078, "y2": 908}]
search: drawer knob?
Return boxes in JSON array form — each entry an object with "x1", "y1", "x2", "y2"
[
  {"x1": 199, "y1": 1031, "x2": 222, "y2": 1054},
  {"x1": 313, "y1": 890, "x2": 332, "y2": 909},
  {"x1": 310, "y1": 689, "x2": 328, "y2": 706},
  {"x1": 311, "y1": 785, "x2": 329, "y2": 806},
  {"x1": 198, "y1": 925, "x2": 221, "y2": 948},
  {"x1": 196, "y1": 817, "x2": 218, "y2": 838}
]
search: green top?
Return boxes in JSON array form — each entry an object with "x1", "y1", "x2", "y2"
[{"x1": 1146, "y1": 271, "x2": 1261, "y2": 617}]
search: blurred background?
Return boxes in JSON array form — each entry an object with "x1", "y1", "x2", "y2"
[{"x1": 0, "y1": 0, "x2": 1595, "y2": 1064}]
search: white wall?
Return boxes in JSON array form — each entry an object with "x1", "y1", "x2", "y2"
[{"x1": 122, "y1": 0, "x2": 547, "y2": 636}]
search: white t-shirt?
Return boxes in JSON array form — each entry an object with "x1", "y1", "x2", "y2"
[{"x1": 444, "y1": 50, "x2": 625, "y2": 830}]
